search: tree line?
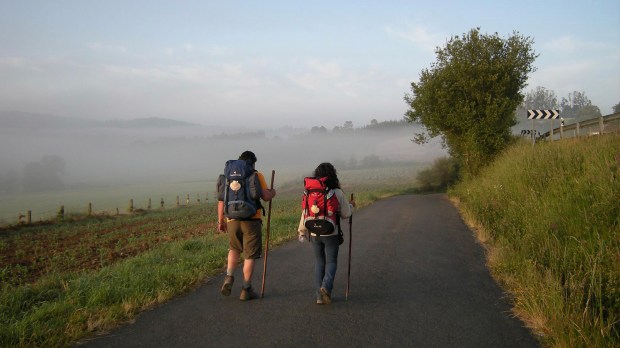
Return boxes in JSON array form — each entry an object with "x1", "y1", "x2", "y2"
[
  {"x1": 310, "y1": 118, "x2": 412, "y2": 134},
  {"x1": 0, "y1": 155, "x2": 66, "y2": 195}
]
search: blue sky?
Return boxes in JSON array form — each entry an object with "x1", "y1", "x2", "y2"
[{"x1": 1, "y1": 0, "x2": 618, "y2": 129}]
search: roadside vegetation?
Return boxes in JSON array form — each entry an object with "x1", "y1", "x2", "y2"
[
  {"x1": 404, "y1": 25, "x2": 618, "y2": 346},
  {"x1": 450, "y1": 134, "x2": 619, "y2": 347},
  {"x1": 0, "y1": 164, "x2": 422, "y2": 347}
]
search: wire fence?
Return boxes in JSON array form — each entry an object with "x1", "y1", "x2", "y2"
[{"x1": 3, "y1": 191, "x2": 219, "y2": 228}]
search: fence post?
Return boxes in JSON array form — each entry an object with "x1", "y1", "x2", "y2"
[
  {"x1": 550, "y1": 119, "x2": 554, "y2": 141},
  {"x1": 197, "y1": 193, "x2": 201, "y2": 204},
  {"x1": 88, "y1": 202, "x2": 92, "y2": 216},
  {"x1": 186, "y1": 194, "x2": 190, "y2": 205},
  {"x1": 58, "y1": 205, "x2": 65, "y2": 220},
  {"x1": 27, "y1": 210, "x2": 32, "y2": 224},
  {"x1": 148, "y1": 198, "x2": 151, "y2": 210},
  {"x1": 129, "y1": 199, "x2": 134, "y2": 212},
  {"x1": 176, "y1": 196, "x2": 180, "y2": 207},
  {"x1": 160, "y1": 198, "x2": 164, "y2": 209}
]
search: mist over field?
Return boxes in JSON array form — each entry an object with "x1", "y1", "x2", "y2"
[
  {"x1": 0, "y1": 111, "x2": 446, "y2": 225},
  {"x1": 0, "y1": 112, "x2": 447, "y2": 223}
]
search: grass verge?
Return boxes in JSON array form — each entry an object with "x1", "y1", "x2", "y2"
[{"x1": 450, "y1": 134, "x2": 620, "y2": 347}]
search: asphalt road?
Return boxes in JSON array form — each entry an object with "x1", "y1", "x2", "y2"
[{"x1": 81, "y1": 194, "x2": 539, "y2": 347}]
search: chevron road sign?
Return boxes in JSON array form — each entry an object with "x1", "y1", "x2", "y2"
[
  {"x1": 527, "y1": 109, "x2": 560, "y2": 120},
  {"x1": 520, "y1": 130, "x2": 539, "y2": 136}
]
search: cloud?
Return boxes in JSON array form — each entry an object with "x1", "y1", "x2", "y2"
[
  {"x1": 0, "y1": 56, "x2": 45, "y2": 73},
  {"x1": 384, "y1": 25, "x2": 442, "y2": 52},
  {"x1": 86, "y1": 43, "x2": 128, "y2": 54},
  {"x1": 542, "y1": 35, "x2": 614, "y2": 53},
  {"x1": 287, "y1": 59, "x2": 343, "y2": 91}
]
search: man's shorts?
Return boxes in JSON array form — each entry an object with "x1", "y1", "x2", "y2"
[{"x1": 227, "y1": 219, "x2": 262, "y2": 259}]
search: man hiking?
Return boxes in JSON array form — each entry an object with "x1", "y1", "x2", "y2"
[{"x1": 217, "y1": 150, "x2": 276, "y2": 300}]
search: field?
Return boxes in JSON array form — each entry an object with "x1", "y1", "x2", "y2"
[
  {"x1": 0, "y1": 180, "x2": 217, "y2": 226},
  {"x1": 0, "y1": 164, "x2": 424, "y2": 347}
]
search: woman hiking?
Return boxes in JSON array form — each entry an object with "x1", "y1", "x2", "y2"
[{"x1": 298, "y1": 162, "x2": 354, "y2": 304}]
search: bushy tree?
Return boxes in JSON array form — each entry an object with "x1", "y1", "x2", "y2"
[
  {"x1": 522, "y1": 86, "x2": 559, "y2": 110},
  {"x1": 310, "y1": 125, "x2": 327, "y2": 134},
  {"x1": 416, "y1": 156, "x2": 460, "y2": 192},
  {"x1": 22, "y1": 155, "x2": 66, "y2": 192},
  {"x1": 577, "y1": 104, "x2": 602, "y2": 121},
  {"x1": 405, "y1": 28, "x2": 537, "y2": 177},
  {"x1": 560, "y1": 91, "x2": 600, "y2": 122},
  {"x1": 613, "y1": 102, "x2": 620, "y2": 113}
]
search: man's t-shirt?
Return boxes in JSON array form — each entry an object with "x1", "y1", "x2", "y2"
[{"x1": 251, "y1": 171, "x2": 268, "y2": 220}]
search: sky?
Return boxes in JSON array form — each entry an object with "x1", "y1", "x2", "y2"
[{"x1": 0, "y1": 0, "x2": 619, "y2": 129}]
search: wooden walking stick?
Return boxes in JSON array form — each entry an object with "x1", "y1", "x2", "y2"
[
  {"x1": 346, "y1": 193, "x2": 354, "y2": 300},
  {"x1": 260, "y1": 170, "x2": 275, "y2": 298}
]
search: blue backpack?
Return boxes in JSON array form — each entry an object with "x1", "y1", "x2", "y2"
[{"x1": 217, "y1": 160, "x2": 263, "y2": 219}]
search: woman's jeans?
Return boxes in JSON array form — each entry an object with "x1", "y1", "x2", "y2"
[{"x1": 312, "y1": 234, "x2": 340, "y2": 297}]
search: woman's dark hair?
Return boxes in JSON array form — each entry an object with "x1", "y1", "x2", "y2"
[
  {"x1": 314, "y1": 162, "x2": 340, "y2": 189},
  {"x1": 239, "y1": 150, "x2": 257, "y2": 166}
]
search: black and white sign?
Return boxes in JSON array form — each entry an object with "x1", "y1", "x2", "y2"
[{"x1": 527, "y1": 109, "x2": 560, "y2": 120}]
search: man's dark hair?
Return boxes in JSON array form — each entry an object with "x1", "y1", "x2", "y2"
[
  {"x1": 314, "y1": 162, "x2": 340, "y2": 189},
  {"x1": 239, "y1": 150, "x2": 257, "y2": 166}
]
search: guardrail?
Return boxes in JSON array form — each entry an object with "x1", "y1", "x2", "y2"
[{"x1": 538, "y1": 112, "x2": 620, "y2": 141}]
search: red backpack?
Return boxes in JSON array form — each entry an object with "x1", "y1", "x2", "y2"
[{"x1": 302, "y1": 177, "x2": 340, "y2": 234}]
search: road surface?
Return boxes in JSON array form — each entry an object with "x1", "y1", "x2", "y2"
[{"x1": 81, "y1": 194, "x2": 539, "y2": 347}]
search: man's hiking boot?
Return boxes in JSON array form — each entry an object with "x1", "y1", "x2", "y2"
[
  {"x1": 239, "y1": 286, "x2": 258, "y2": 301},
  {"x1": 221, "y1": 275, "x2": 234, "y2": 296},
  {"x1": 320, "y1": 287, "x2": 332, "y2": 305}
]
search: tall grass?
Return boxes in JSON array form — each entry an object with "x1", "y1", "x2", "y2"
[
  {"x1": 0, "y1": 165, "x2": 421, "y2": 347},
  {"x1": 450, "y1": 135, "x2": 620, "y2": 347}
]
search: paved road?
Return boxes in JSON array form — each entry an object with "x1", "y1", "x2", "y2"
[{"x1": 81, "y1": 194, "x2": 539, "y2": 347}]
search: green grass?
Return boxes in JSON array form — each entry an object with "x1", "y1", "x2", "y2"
[
  {"x1": 0, "y1": 164, "x2": 423, "y2": 347},
  {"x1": 450, "y1": 134, "x2": 620, "y2": 347},
  {"x1": 0, "y1": 180, "x2": 217, "y2": 225}
]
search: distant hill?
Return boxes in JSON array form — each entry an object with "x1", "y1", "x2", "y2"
[
  {"x1": 103, "y1": 117, "x2": 198, "y2": 128},
  {"x1": 0, "y1": 111, "x2": 199, "y2": 129}
]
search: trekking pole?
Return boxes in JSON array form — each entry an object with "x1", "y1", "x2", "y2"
[
  {"x1": 346, "y1": 193, "x2": 353, "y2": 301},
  {"x1": 261, "y1": 170, "x2": 275, "y2": 298}
]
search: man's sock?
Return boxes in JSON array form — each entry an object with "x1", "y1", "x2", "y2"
[{"x1": 227, "y1": 269, "x2": 234, "y2": 277}]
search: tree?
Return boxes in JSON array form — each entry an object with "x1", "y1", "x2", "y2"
[
  {"x1": 514, "y1": 86, "x2": 559, "y2": 131},
  {"x1": 613, "y1": 102, "x2": 620, "y2": 113},
  {"x1": 577, "y1": 104, "x2": 602, "y2": 121},
  {"x1": 22, "y1": 155, "x2": 66, "y2": 192},
  {"x1": 560, "y1": 91, "x2": 596, "y2": 122},
  {"x1": 522, "y1": 86, "x2": 559, "y2": 110},
  {"x1": 4, "y1": 170, "x2": 19, "y2": 194},
  {"x1": 405, "y1": 28, "x2": 537, "y2": 176},
  {"x1": 310, "y1": 125, "x2": 327, "y2": 134}
]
